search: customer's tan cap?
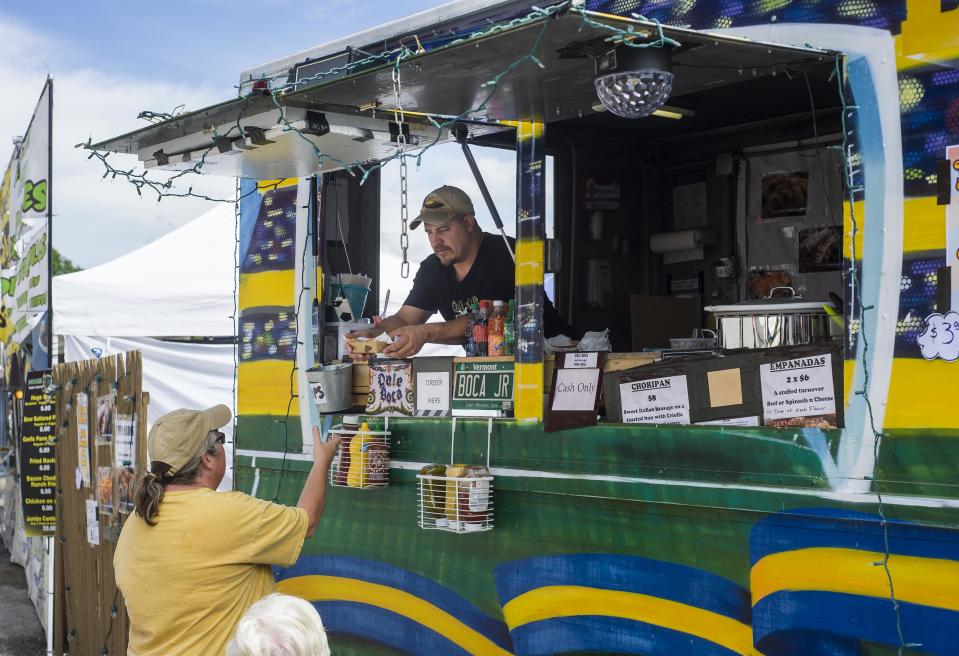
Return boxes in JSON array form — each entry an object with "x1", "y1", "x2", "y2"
[
  {"x1": 410, "y1": 186, "x2": 475, "y2": 229},
  {"x1": 148, "y1": 405, "x2": 231, "y2": 475}
]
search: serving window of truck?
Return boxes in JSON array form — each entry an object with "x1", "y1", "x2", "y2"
[
  {"x1": 94, "y1": 1, "x2": 854, "y2": 433},
  {"x1": 86, "y1": 2, "x2": 959, "y2": 654}
]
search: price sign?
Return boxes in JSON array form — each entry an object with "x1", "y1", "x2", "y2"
[
  {"x1": 19, "y1": 369, "x2": 57, "y2": 536},
  {"x1": 918, "y1": 311, "x2": 959, "y2": 361},
  {"x1": 760, "y1": 353, "x2": 837, "y2": 427},
  {"x1": 619, "y1": 375, "x2": 691, "y2": 425}
]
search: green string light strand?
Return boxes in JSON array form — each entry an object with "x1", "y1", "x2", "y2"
[
  {"x1": 231, "y1": 179, "x2": 240, "y2": 486},
  {"x1": 575, "y1": 10, "x2": 682, "y2": 50},
  {"x1": 76, "y1": 92, "x2": 264, "y2": 203},
  {"x1": 271, "y1": 184, "x2": 316, "y2": 503},
  {"x1": 79, "y1": 2, "x2": 678, "y2": 204},
  {"x1": 834, "y1": 57, "x2": 912, "y2": 654}
]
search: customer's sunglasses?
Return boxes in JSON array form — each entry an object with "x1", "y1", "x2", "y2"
[{"x1": 212, "y1": 430, "x2": 226, "y2": 444}]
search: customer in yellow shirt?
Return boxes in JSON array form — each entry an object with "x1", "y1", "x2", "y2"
[{"x1": 114, "y1": 405, "x2": 340, "y2": 656}]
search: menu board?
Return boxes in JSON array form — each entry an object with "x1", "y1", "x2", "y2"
[
  {"x1": 760, "y1": 353, "x2": 838, "y2": 428},
  {"x1": 18, "y1": 369, "x2": 57, "y2": 536},
  {"x1": 619, "y1": 375, "x2": 691, "y2": 425}
]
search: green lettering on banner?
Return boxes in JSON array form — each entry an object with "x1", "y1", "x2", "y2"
[
  {"x1": 30, "y1": 293, "x2": 47, "y2": 309},
  {"x1": 29, "y1": 233, "x2": 47, "y2": 266},
  {"x1": 21, "y1": 180, "x2": 47, "y2": 213}
]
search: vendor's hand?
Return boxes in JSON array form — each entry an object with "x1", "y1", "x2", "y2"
[
  {"x1": 312, "y1": 426, "x2": 341, "y2": 470},
  {"x1": 384, "y1": 324, "x2": 429, "y2": 359}
]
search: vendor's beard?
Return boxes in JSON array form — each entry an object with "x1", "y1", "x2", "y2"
[{"x1": 434, "y1": 248, "x2": 457, "y2": 266}]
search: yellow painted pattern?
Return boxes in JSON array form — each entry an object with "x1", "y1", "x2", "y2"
[
  {"x1": 899, "y1": 0, "x2": 959, "y2": 69},
  {"x1": 239, "y1": 270, "x2": 295, "y2": 310},
  {"x1": 277, "y1": 575, "x2": 513, "y2": 656},
  {"x1": 502, "y1": 585, "x2": 759, "y2": 656},
  {"x1": 843, "y1": 358, "x2": 854, "y2": 410},
  {"x1": 844, "y1": 196, "x2": 944, "y2": 260},
  {"x1": 885, "y1": 358, "x2": 959, "y2": 429},
  {"x1": 514, "y1": 362, "x2": 544, "y2": 422},
  {"x1": 901, "y1": 196, "x2": 947, "y2": 253},
  {"x1": 751, "y1": 547, "x2": 959, "y2": 612},
  {"x1": 238, "y1": 360, "x2": 298, "y2": 415},
  {"x1": 515, "y1": 121, "x2": 544, "y2": 140},
  {"x1": 515, "y1": 239, "x2": 544, "y2": 286},
  {"x1": 257, "y1": 178, "x2": 298, "y2": 192}
]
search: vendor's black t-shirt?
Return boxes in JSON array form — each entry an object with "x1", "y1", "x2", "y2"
[{"x1": 404, "y1": 232, "x2": 578, "y2": 338}]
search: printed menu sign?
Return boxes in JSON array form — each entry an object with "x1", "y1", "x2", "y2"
[
  {"x1": 760, "y1": 353, "x2": 837, "y2": 428},
  {"x1": 19, "y1": 369, "x2": 57, "y2": 536},
  {"x1": 619, "y1": 375, "x2": 690, "y2": 425},
  {"x1": 76, "y1": 393, "x2": 91, "y2": 487}
]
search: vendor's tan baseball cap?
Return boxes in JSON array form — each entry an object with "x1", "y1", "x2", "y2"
[
  {"x1": 148, "y1": 405, "x2": 231, "y2": 475},
  {"x1": 409, "y1": 186, "x2": 475, "y2": 229}
]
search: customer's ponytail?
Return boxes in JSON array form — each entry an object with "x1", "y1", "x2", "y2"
[{"x1": 133, "y1": 467, "x2": 168, "y2": 526}]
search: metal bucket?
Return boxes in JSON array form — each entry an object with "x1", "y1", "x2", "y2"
[{"x1": 305, "y1": 363, "x2": 353, "y2": 414}]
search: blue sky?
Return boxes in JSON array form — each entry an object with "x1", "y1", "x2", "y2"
[
  {"x1": 2, "y1": 0, "x2": 550, "y2": 334},
  {"x1": 0, "y1": 1, "x2": 441, "y2": 268},
  {"x1": 3, "y1": 1, "x2": 440, "y2": 90}
]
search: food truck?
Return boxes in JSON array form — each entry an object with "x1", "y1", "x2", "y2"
[{"x1": 93, "y1": 1, "x2": 959, "y2": 653}]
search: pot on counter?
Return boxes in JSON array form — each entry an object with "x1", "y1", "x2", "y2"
[{"x1": 705, "y1": 287, "x2": 834, "y2": 349}]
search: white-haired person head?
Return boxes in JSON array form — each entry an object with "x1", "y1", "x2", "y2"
[{"x1": 227, "y1": 593, "x2": 331, "y2": 656}]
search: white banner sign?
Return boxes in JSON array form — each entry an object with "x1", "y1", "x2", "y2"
[
  {"x1": 1, "y1": 79, "x2": 51, "y2": 351},
  {"x1": 619, "y1": 375, "x2": 690, "y2": 425}
]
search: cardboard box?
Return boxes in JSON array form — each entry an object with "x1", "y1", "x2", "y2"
[{"x1": 630, "y1": 294, "x2": 699, "y2": 351}]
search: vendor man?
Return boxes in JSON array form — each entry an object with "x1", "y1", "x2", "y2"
[{"x1": 351, "y1": 185, "x2": 578, "y2": 358}]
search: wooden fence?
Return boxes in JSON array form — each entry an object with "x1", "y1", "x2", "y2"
[{"x1": 52, "y1": 351, "x2": 146, "y2": 655}]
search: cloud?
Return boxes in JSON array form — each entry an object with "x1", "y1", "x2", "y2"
[{"x1": 0, "y1": 14, "x2": 233, "y2": 269}]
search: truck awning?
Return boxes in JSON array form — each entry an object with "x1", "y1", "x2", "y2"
[{"x1": 92, "y1": 8, "x2": 836, "y2": 179}]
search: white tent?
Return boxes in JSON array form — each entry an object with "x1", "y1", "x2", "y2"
[
  {"x1": 53, "y1": 203, "x2": 237, "y2": 488},
  {"x1": 54, "y1": 204, "x2": 235, "y2": 337}
]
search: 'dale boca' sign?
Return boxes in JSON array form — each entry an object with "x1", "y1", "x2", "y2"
[{"x1": 452, "y1": 361, "x2": 513, "y2": 417}]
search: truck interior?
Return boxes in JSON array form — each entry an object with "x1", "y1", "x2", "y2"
[{"x1": 93, "y1": 8, "x2": 848, "y2": 360}]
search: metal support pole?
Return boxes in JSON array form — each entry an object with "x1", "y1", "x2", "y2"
[
  {"x1": 452, "y1": 124, "x2": 514, "y2": 262},
  {"x1": 514, "y1": 121, "x2": 545, "y2": 422}
]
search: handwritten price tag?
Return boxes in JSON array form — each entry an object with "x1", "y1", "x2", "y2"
[{"x1": 918, "y1": 312, "x2": 959, "y2": 361}]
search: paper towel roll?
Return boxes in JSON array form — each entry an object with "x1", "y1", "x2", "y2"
[{"x1": 649, "y1": 229, "x2": 710, "y2": 254}]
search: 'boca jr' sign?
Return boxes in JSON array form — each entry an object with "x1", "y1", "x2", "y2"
[{"x1": 452, "y1": 361, "x2": 513, "y2": 417}]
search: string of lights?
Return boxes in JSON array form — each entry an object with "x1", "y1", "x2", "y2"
[
  {"x1": 77, "y1": 3, "x2": 677, "y2": 202},
  {"x1": 231, "y1": 180, "x2": 241, "y2": 483},
  {"x1": 835, "y1": 58, "x2": 910, "y2": 655},
  {"x1": 272, "y1": 184, "x2": 314, "y2": 503}
]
